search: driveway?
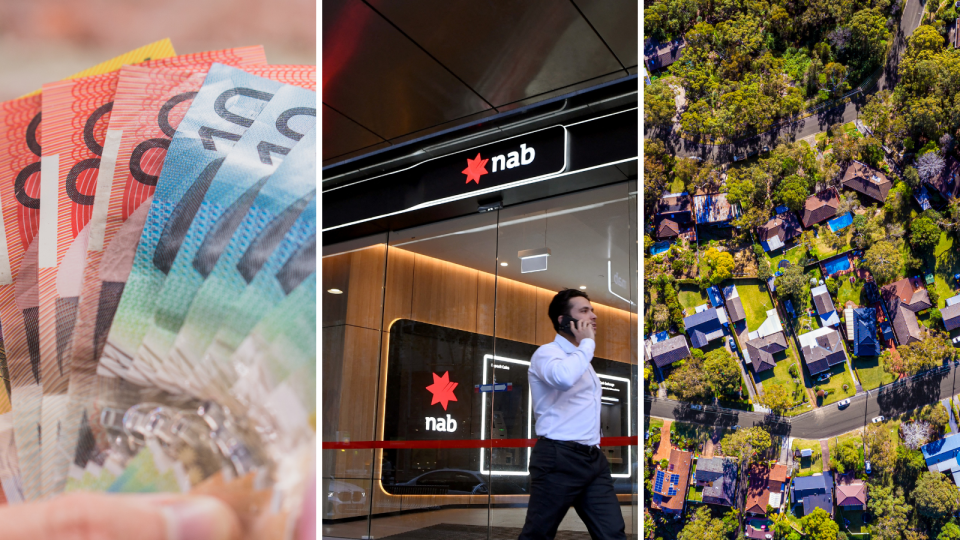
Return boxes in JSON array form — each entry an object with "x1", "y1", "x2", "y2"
[{"x1": 653, "y1": 420, "x2": 673, "y2": 461}]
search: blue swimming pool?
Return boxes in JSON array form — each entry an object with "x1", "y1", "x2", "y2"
[
  {"x1": 828, "y1": 212, "x2": 853, "y2": 232},
  {"x1": 650, "y1": 241, "x2": 671, "y2": 256},
  {"x1": 823, "y1": 256, "x2": 852, "y2": 276}
]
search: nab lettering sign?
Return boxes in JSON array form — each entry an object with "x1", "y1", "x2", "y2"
[{"x1": 322, "y1": 126, "x2": 566, "y2": 230}]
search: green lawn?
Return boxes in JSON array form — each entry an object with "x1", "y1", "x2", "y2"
[
  {"x1": 688, "y1": 486, "x2": 703, "y2": 502},
  {"x1": 854, "y1": 356, "x2": 897, "y2": 390},
  {"x1": 815, "y1": 230, "x2": 852, "y2": 258},
  {"x1": 735, "y1": 280, "x2": 775, "y2": 331},
  {"x1": 814, "y1": 362, "x2": 856, "y2": 407},
  {"x1": 836, "y1": 277, "x2": 866, "y2": 308},
  {"x1": 767, "y1": 245, "x2": 807, "y2": 269},
  {"x1": 843, "y1": 121, "x2": 863, "y2": 139},
  {"x1": 792, "y1": 438, "x2": 824, "y2": 476},
  {"x1": 755, "y1": 349, "x2": 807, "y2": 413},
  {"x1": 678, "y1": 284, "x2": 706, "y2": 314},
  {"x1": 933, "y1": 232, "x2": 960, "y2": 308}
]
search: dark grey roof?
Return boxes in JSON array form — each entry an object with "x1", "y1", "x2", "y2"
[
  {"x1": 656, "y1": 218, "x2": 680, "y2": 239},
  {"x1": 801, "y1": 330, "x2": 846, "y2": 375},
  {"x1": 696, "y1": 457, "x2": 726, "y2": 474},
  {"x1": 853, "y1": 308, "x2": 880, "y2": 357},
  {"x1": 794, "y1": 474, "x2": 830, "y2": 494},
  {"x1": 726, "y1": 297, "x2": 746, "y2": 323},
  {"x1": 886, "y1": 296, "x2": 923, "y2": 346},
  {"x1": 841, "y1": 162, "x2": 892, "y2": 202},
  {"x1": 746, "y1": 332, "x2": 788, "y2": 372},
  {"x1": 943, "y1": 303, "x2": 960, "y2": 332},
  {"x1": 803, "y1": 493, "x2": 834, "y2": 516},
  {"x1": 650, "y1": 336, "x2": 691, "y2": 368},
  {"x1": 813, "y1": 289, "x2": 836, "y2": 318},
  {"x1": 700, "y1": 457, "x2": 738, "y2": 507}
]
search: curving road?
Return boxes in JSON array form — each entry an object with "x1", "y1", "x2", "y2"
[
  {"x1": 646, "y1": 0, "x2": 925, "y2": 163},
  {"x1": 646, "y1": 363, "x2": 960, "y2": 440}
]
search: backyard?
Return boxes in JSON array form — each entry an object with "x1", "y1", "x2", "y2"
[
  {"x1": 678, "y1": 284, "x2": 706, "y2": 314},
  {"x1": 734, "y1": 279, "x2": 776, "y2": 331},
  {"x1": 792, "y1": 438, "x2": 824, "y2": 476},
  {"x1": 933, "y1": 232, "x2": 960, "y2": 308},
  {"x1": 767, "y1": 244, "x2": 807, "y2": 269},
  {"x1": 854, "y1": 355, "x2": 898, "y2": 390},
  {"x1": 835, "y1": 276, "x2": 866, "y2": 307}
]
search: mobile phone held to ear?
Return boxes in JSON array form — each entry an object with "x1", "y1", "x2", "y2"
[{"x1": 560, "y1": 316, "x2": 577, "y2": 334}]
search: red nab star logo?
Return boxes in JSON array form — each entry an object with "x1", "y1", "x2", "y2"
[
  {"x1": 425, "y1": 371, "x2": 459, "y2": 410},
  {"x1": 462, "y1": 153, "x2": 489, "y2": 185}
]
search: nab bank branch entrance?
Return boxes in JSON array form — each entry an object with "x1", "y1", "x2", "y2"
[{"x1": 321, "y1": 84, "x2": 639, "y2": 538}]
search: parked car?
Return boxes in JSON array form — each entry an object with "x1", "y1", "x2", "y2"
[
  {"x1": 837, "y1": 399, "x2": 851, "y2": 409},
  {"x1": 865, "y1": 461, "x2": 872, "y2": 474},
  {"x1": 388, "y1": 469, "x2": 528, "y2": 496},
  {"x1": 817, "y1": 373, "x2": 831, "y2": 383},
  {"x1": 728, "y1": 337, "x2": 737, "y2": 351},
  {"x1": 872, "y1": 416, "x2": 885, "y2": 424},
  {"x1": 732, "y1": 425, "x2": 741, "y2": 430},
  {"x1": 690, "y1": 404, "x2": 704, "y2": 411}
]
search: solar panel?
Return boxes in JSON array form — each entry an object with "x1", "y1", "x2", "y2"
[
  {"x1": 654, "y1": 471, "x2": 665, "y2": 492},
  {"x1": 671, "y1": 474, "x2": 680, "y2": 483},
  {"x1": 668, "y1": 488, "x2": 677, "y2": 496}
]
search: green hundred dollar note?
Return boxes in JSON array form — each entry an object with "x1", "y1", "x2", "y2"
[
  {"x1": 100, "y1": 64, "x2": 290, "y2": 391},
  {"x1": 136, "y1": 86, "x2": 316, "y2": 392},
  {"x1": 169, "y1": 127, "x2": 316, "y2": 396}
]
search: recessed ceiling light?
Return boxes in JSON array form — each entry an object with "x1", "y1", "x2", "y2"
[
  {"x1": 500, "y1": 262, "x2": 508, "y2": 266},
  {"x1": 327, "y1": 289, "x2": 343, "y2": 295},
  {"x1": 580, "y1": 286, "x2": 587, "y2": 290}
]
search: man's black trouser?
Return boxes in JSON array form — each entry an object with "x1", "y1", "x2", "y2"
[{"x1": 518, "y1": 437, "x2": 626, "y2": 540}]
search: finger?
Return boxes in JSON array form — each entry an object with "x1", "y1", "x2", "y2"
[{"x1": 0, "y1": 492, "x2": 242, "y2": 540}]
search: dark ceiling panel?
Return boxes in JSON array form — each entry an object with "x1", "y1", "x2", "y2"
[
  {"x1": 322, "y1": 0, "x2": 492, "y2": 140},
  {"x1": 572, "y1": 0, "x2": 639, "y2": 68},
  {"x1": 322, "y1": 104, "x2": 388, "y2": 161},
  {"x1": 367, "y1": 0, "x2": 624, "y2": 107},
  {"x1": 497, "y1": 71, "x2": 628, "y2": 113}
]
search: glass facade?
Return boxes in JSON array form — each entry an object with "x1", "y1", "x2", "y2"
[{"x1": 321, "y1": 181, "x2": 639, "y2": 539}]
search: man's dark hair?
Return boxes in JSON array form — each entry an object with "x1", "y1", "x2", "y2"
[{"x1": 548, "y1": 289, "x2": 590, "y2": 332}]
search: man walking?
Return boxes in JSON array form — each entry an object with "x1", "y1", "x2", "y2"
[{"x1": 518, "y1": 289, "x2": 626, "y2": 540}]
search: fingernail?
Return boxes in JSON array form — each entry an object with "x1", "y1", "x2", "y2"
[{"x1": 163, "y1": 496, "x2": 238, "y2": 540}]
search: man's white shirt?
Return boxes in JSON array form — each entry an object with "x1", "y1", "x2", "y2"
[{"x1": 528, "y1": 334, "x2": 602, "y2": 446}]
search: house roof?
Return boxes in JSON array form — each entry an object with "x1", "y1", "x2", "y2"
[
  {"x1": 693, "y1": 193, "x2": 742, "y2": 224},
  {"x1": 922, "y1": 436, "x2": 960, "y2": 474},
  {"x1": 684, "y1": 308, "x2": 724, "y2": 348},
  {"x1": 758, "y1": 212, "x2": 801, "y2": 252},
  {"x1": 653, "y1": 449, "x2": 693, "y2": 511},
  {"x1": 701, "y1": 457, "x2": 738, "y2": 506},
  {"x1": 836, "y1": 475, "x2": 867, "y2": 507},
  {"x1": 881, "y1": 278, "x2": 932, "y2": 312},
  {"x1": 745, "y1": 463, "x2": 789, "y2": 515},
  {"x1": 885, "y1": 296, "x2": 923, "y2": 347},
  {"x1": 811, "y1": 284, "x2": 839, "y2": 326},
  {"x1": 749, "y1": 308, "x2": 784, "y2": 341},
  {"x1": 794, "y1": 473, "x2": 831, "y2": 494},
  {"x1": 726, "y1": 297, "x2": 746, "y2": 323},
  {"x1": 649, "y1": 335, "x2": 691, "y2": 368},
  {"x1": 841, "y1": 162, "x2": 892, "y2": 202},
  {"x1": 801, "y1": 188, "x2": 840, "y2": 228},
  {"x1": 798, "y1": 327, "x2": 846, "y2": 375},
  {"x1": 656, "y1": 218, "x2": 680, "y2": 239},
  {"x1": 853, "y1": 308, "x2": 881, "y2": 357},
  {"x1": 644, "y1": 38, "x2": 686, "y2": 71},
  {"x1": 943, "y1": 302, "x2": 960, "y2": 332},
  {"x1": 803, "y1": 493, "x2": 834, "y2": 516},
  {"x1": 745, "y1": 332, "x2": 788, "y2": 372},
  {"x1": 657, "y1": 193, "x2": 692, "y2": 215}
]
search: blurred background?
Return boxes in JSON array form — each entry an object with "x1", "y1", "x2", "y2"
[{"x1": 0, "y1": 0, "x2": 316, "y2": 100}]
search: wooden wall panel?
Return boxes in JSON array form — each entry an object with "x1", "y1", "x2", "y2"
[
  {"x1": 596, "y1": 303, "x2": 632, "y2": 364},
  {"x1": 493, "y1": 277, "x2": 538, "y2": 344},
  {"x1": 321, "y1": 326, "x2": 345, "y2": 444},
  {"x1": 411, "y1": 255, "x2": 479, "y2": 333},
  {"x1": 321, "y1": 253, "x2": 350, "y2": 328},
  {"x1": 345, "y1": 245, "x2": 387, "y2": 331},
  {"x1": 335, "y1": 325, "x2": 383, "y2": 479},
  {"x1": 535, "y1": 287, "x2": 558, "y2": 345},
  {"x1": 477, "y1": 271, "x2": 495, "y2": 336},
  {"x1": 383, "y1": 247, "x2": 415, "y2": 327}
]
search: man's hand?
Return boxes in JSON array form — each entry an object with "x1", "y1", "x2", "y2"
[
  {"x1": 571, "y1": 317, "x2": 596, "y2": 343},
  {"x1": 0, "y1": 492, "x2": 241, "y2": 540}
]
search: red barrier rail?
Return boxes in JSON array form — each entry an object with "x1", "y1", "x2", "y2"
[{"x1": 322, "y1": 436, "x2": 638, "y2": 450}]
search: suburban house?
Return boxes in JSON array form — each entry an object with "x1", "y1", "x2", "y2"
[
  {"x1": 835, "y1": 475, "x2": 867, "y2": 511},
  {"x1": 744, "y1": 332, "x2": 789, "y2": 373},
  {"x1": 851, "y1": 307, "x2": 881, "y2": 356},
  {"x1": 645, "y1": 335, "x2": 691, "y2": 369},
  {"x1": 927, "y1": 157, "x2": 960, "y2": 200},
  {"x1": 644, "y1": 37, "x2": 686, "y2": 73},
  {"x1": 791, "y1": 473, "x2": 834, "y2": 517},
  {"x1": 693, "y1": 193, "x2": 742, "y2": 226},
  {"x1": 695, "y1": 456, "x2": 739, "y2": 507},
  {"x1": 942, "y1": 294, "x2": 960, "y2": 332},
  {"x1": 811, "y1": 284, "x2": 841, "y2": 327},
  {"x1": 881, "y1": 277, "x2": 931, "y2": 346},
  {"x1": 921, "y1": 436, "x2": 960, "y2": 484},
  {"x1": 748, "y1": 308, "x2": 784, "y2": 341},
  {"x1": 798, "y1": 327, "x2": 847, "y2": 375},
  {"x1": 757, "y1": 211, "x2": 801, "y2": 252},
  {"x1": 801, "y1": 188, "x2": 840, "y2": 228},
  {"x1": 840, "y1": 162, "x2": 892, "y2": 203},
  {"x1": 655, "y1": 193, "x2": 695, "y2": 240},
  {"x1": 723, "y1": 284, "x2": 747, "y2": 325},
  {"x1": 651, "y1": 449, "x2": 693, "y2": 514},
  {"x1": 683, "y1": 307, "x2": 725, "y2": 348},
  {"x1": 745, "y1": 463, "x2": 789, "y2": 516}
]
